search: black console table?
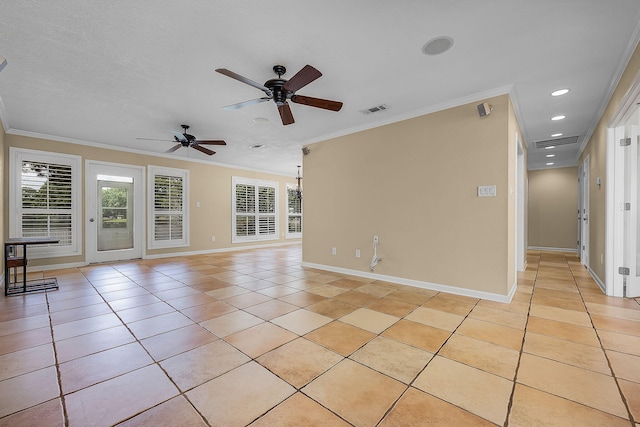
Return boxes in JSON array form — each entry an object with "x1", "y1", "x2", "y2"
[{"x1": 4, "y1": 237, "x2": 60, "y2": 296}]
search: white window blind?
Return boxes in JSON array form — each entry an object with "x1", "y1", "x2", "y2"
[
  {"x1": 286, "y1": 185, "x2": 302, "y2": 238},
  {"x1": 149, "y1": 166, "x2": 189, "y2": 248},
  {"x1": 232, "y1": 177, "x2": 278, "y2": 242},
  {"x1": 9, "y1": 148, "x2": 81, "y2": 258}
]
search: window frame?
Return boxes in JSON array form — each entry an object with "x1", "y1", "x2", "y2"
[
  {"x1": 148, "y1": 165, "x2": 189, "y2": 249},
  {"x1": 232, "y1": 176, "x2": 279, "y2": 243},
  {"x1": 286, "y1": 184, "x2": 303, "y2": 239},
  {"x1": 9, "y1": 147, "x2": 82, "y2": 258}
]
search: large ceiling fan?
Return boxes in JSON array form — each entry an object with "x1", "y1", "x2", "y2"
[
  {"x1": 215, "y1": 64, "x2": 343, "y2": 125},
  {"x1": 137, "y1": 125, "x2": 226, "y2": 156}
]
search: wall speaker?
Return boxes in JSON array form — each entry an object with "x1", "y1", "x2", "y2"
[
  {"x1": 302, "y1": 147, "x2": 310, "y2": 155},
  {"x1": 477, "y1": 102, "x2": 491, "y2": 117}
]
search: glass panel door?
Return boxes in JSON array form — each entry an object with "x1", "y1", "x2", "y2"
[{"x1": 98, "y1": 179, "x2": 134, "y2": 251}]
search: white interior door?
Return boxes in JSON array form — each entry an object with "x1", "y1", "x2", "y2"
[
  {"x1": 516, "y1": 134, "x2": 526, "y2": 272},
  {"x1": 578, "y1": 163, "x2": 583, "y2": 254},
  {"x1": 624, "y1": 125, "x2": 640, "y2": 296},
  {"x1": 86, "y1": 161, "x2": 144, "y2": 263},
  {"x1": 580, "y1": 156, "x2": 590, "y2": 267}
]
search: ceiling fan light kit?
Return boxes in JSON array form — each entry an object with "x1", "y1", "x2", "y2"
[{"x1": 216, "y1": 64, "x2": 343, "y2": 125}]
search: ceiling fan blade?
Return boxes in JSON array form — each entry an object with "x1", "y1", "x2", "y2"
[
  {"x1": 278, "y1": 103, "x2": 295, "y2": 125},
  {"x1": 195, "y1": 140, "x2": 227, "y2": 146},
  {"x1": 215, "y1": 68, "x2": 271, "y2": 94},
  {"x1": 283, "y1": 65, "x2": 322, "y2": 93},
  {"x1": 291, "y1": 95, "x2": 343, "y2": 111},
  {"x1": 171, "y1": 131, "x2": 188, "y2": 142},
  {"x1": 222, "y1": 97, "x2": 271, "y2": 111},
  {"x1": 165, "y1": 144, "x2": 182, "y2": 153},
  {"x1": 136, "y1": 137, "x2": 173, "y2": 142},
  {"x1": 192, "y1": 144, "x2": 216, "y2": 156}
]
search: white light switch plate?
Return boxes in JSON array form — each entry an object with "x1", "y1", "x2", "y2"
[{"x1": 478, "y1": 185, "x2": 497, "y2": 197}]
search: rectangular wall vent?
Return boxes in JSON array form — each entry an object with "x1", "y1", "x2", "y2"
[
  {"x1": 361, "y1": 104, "x2": 389, "y2": 114},
  {"x1": 534, "y1": 135, "x2": 579, "y2": 149}
]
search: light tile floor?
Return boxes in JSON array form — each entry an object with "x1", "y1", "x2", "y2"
[{"x1": 1, "y1": 247, "x2": 639, "y2": 426}]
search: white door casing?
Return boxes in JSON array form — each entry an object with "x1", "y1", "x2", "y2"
[
  {"x1": 86, "y1": 161, "x2": 144, "y2": 263},
  {"x1": 580, "y1": 156, "x2": 590, "y2": 268},
  {"x1": 624, "y1": 125, "x2": 640, "y2": 296}
]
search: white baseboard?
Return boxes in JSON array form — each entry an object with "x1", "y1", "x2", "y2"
[
  {"x1": 11, "y1": 241, "x2": 301, "y2": 272},
  {"x1": 302, "y1": 262, "x2": 515, "y2": 303},
  {"x1": 527, "y1": 246, "x2": 578, "y2": 253},
  {"x1": 143, "y1": 241, "x2": 300, "y2": 260},
  {"x1": 587, "y1": 266, "x2": 606, "y2": 293}
]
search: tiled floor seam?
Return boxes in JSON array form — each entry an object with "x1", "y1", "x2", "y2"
[
  {"x1": 45, "y1": 290, "x2": 70, "y2": 427},
  {"x1": 575, "y1": 268, "x2": 637, "y2": 424},
  {"x1": 503, "y1": 251, "x2": 539, "y2": 427},
  {"x1": 80, "y1": 269, "x2": 215, "y2": 427},
  {"x1": 388, "y1": 295, "x2": 487, "y2": 425}
]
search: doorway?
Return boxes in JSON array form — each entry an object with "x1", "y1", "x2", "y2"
[
  {"x1": 516, "y1": 133, "x2": 526, "y2": 272},
  {"x1": 86, "y1": 161, "x2": 144, "y2": 263},
  {"x1": 607, "y1": 74, "x2": 640, "y2": 297},
  {"x1": 579, "y1": 156, "x2": 590, "y2": 267},
  {"x1": 613, "y1": 120, "x2": 640, "y2": 297}
]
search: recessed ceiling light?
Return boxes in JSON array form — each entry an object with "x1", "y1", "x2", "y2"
[
  {"x1": 422, "y1": 36, "x2": 454, "y2": 55},
  {"x1": 545, "y1": 145, "x2": 556, "y2": 149},
  {"x1": 546, "y1": 162, "x2": 555, "y2": 166},
  {"x1": 249, "y1": 144, "x2": 265, "y2": 149},
  {"x1": 551, "y1": 133, "x2": 563, "y2": 137},
  {"x1": 551, "y1": 89, "x2": 570, "y2": 97},
  {"x1": 546, "y1": 154, "x2": 555, "y2": 158},
  {"x1": 253, "y1": 117, "x2": 269, "y2": 124},
  {"x1": 551, "y1": 115, "x2": 566, "y2": 121}
]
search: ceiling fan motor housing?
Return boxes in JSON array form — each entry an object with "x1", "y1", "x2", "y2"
[{"x1": 265, "y1": 78, "x2": 288, "y2": 106}]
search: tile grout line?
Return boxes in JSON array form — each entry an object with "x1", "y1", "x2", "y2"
[
  {"x1": 372, "y1": 292, "x2": 486, "y2": 425},
  {"x1": 45, "y1": 289, "x2": 70, "y2": 427},
  {"x1": 78, "y1": 266, "x2": 215, "y2": 427},
  {"x1": 503, "y1": 250, "x2": 540, "y2": 427},
  {"x1": 571, "y1": 261, "x2": 637, "y2": 425}
]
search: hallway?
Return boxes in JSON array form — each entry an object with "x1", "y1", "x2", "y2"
[{"x1": 0, "y1": 247, "x2": 639, "y2": 426}]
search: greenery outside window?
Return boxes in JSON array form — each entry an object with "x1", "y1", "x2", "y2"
[
  {"x1": 286, "y1": 185, "x2": 302, "y2": 238},
  {"x1": 9, "y1": 148, "x2": 82, "y2": 258},
  {"x1": 148, "y1": 166, "x2": 189, "y2": 248}
]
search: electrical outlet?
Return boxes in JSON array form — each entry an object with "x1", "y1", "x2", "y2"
[
  {"x1": 373, "y1": 236, "x2": 379, "y2": 244},
  {"x1": 332, "y1": 247, "x2": 337, "y2": 255},
  {"x1": 211, "y1": 235, "x2": 216, "y2": 242},
  {"x1": 355, "y1": 249, "x2": 361, "y2": 258}
]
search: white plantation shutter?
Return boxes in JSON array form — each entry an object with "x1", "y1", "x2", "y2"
[
  {"x1": 232, "y1": 177, "x2": 278, "y2": 242},
  {"x1": 149, "y1": 167, "x2": 189, "y2": 248},
  {"x1": 10, "y1": 149, "x2": 81, "y2": 257}
]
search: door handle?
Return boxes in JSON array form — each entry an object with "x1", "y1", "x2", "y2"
[{"x1": 89, "y1": 218, "x2": 95, "y2": 222}]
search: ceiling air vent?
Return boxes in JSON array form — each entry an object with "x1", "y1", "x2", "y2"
[
  {"x1": 361, "y1": 104, "x2": 389, "y2": 114},
  {"x1": 534, "y1": 135, "x2": 579, "y2": 149}
]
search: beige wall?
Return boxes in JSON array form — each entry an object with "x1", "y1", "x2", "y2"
[
  {"x1": 580, "y1": 41, "x2": 640, "y2": 281},
  {"x1": 4, "y1": 133, "x2": 300, "y2": 267},
  {"x1": 303, "y1": 94, "x2": 516, "y2": 297},
  {"x1": 528, "y1": 167, "x2": 578, "y2": 249}
]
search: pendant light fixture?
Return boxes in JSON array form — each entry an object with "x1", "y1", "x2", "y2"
[{"x1": 295, "y1": 165, "x2": 302, "y2": 199}]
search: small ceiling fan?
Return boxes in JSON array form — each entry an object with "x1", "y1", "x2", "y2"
[
  {"x1": 215, "y1": 64, "x2": 343, "y2": 125},
  {"x1": 137, "y1": 125, "x2": 226, "y2": 156}
]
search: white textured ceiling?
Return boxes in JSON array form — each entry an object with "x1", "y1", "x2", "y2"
[{"x1": 1, "y1": 1, "x2": 640, "y2": 176}]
